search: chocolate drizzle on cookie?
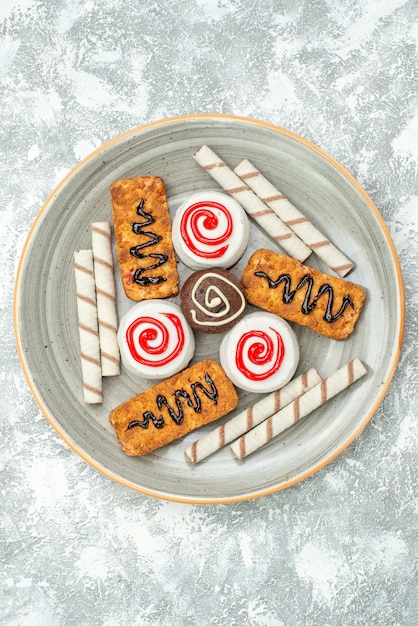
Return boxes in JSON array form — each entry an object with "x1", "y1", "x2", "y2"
[
  {"x1": 130, "y1": 198, "x2": 168, "y2": 286},
  {"x1": 255, "y1": 271, "x2": 354, "y2": 322},
  {"x1": 126, "y1": 372, "x2": 218, "y2": 431}
]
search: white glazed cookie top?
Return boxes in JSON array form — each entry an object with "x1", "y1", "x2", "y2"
[
  {"x1": 172, "y1": 191, "x2": 249, "y2": 269},
  {"x1": 219, "y1": 312, "x2": 300, "y2": 393},
  {"x1": 117, "y1": 300, "x2": 195, "y2": 380}
]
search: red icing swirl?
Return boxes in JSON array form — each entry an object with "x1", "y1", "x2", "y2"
[
  {"x1": 126, "y1": 313, "x2": 185, "y2": 367},
  {"x1": 235, "y1": 327, "x2": 285, "y2": 381},
  {"x1": 179, "y1": 200, "x2": 233, "y2": 259}
]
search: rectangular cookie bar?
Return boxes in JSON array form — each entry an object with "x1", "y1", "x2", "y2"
[
  {"x1": 109, "y1": 360, "x2": 238, "y2": 456},
  {"x1": 110, "y1": 176, "x2": 179, "y2": 301},
  {"x1": 241, "y1": 249, "x2": 366, "y2": 340}
]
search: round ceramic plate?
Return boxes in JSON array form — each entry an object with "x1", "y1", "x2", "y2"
[{"x1": 14, "y1": 114, "x2": 405, "y2": 504}]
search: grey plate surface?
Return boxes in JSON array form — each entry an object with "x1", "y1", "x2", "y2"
[{"x1": 14, "y1": 114, "x2": 405, "y2": 503}]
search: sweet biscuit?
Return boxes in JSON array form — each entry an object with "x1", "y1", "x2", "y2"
[
  {"x1": 219, "y1": 311, "x2": 300, "y2": 393},
  {"x1": 241, "y1": 249, "x2": 365, "y2": 340},
  {"x1": 233, "y1": 158, "x2": 354, "y2": 277},
  {"x1": 172, "y1": 190, "x2": 249, "y2": 269},
  {"x1": 117, "y1": 300, "x2": 195, "y2": 380},
  {"x1": 74, "y1": 249, "x2": 103, "y2": 403},
  {"x1": 110, "y1": 176, "x2": 179, "y2": 301},
  {"x1": 230, "y1": 358, "x2": 367, "y2": 459},
  {"x1": 109, "y1": 360, "x2": 238, "y2": 456},
  {"x1": 180, "y1": 268, "x2": 247, "y2": 334},
  {"x1": 185, "y1": 367, "x2": 321, "y2": 464}
]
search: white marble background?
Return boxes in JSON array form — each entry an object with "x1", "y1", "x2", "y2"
[{"x1": 1, "y1": 0, "x2": 417, "y2": 624}]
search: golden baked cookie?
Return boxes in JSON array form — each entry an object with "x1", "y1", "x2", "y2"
[
  {"x1": 110, "y1": 176, "x2": 179, "y2": 301},
  {"x1": 109, "y1": 360, "x2": 238, "y2": 456},
  {"x1": 241, "y1": 249, "x2": 365, "y2": 340}
]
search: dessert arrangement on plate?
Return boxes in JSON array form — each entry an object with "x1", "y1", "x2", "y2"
[{"x1": 73, "y1": 144, "x2": 367, "y2": 465}]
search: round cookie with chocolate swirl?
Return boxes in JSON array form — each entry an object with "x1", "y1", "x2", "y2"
[{"x1": 180, "y1": 268, "x2": 247, "y2": 334}]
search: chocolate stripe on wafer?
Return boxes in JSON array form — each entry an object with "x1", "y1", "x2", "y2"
[
  {"x1": 184, "y1": 368, "x2": 321, "y2": 464},
  {"x1": 74, "y1": 249, "x2": 103, "y2": 404},
  {"x1": 193, "y1": 145, "x2": 311, "y2": 263},
  {"x1": 91, "y1": 222, "x2": 120, "y2": 376},
  {"x1": 234, "y1": 159, "x2": 354, "y2": 277},
  {"x1": 230, "y1": 358, "x2": 367, "y2": 460}
]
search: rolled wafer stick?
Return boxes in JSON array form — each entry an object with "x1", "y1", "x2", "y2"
[
  {"x1": 185, "y1": 367, "x2": 322, "y2": 464},
  {"x1": 74, "y1": 249, "x2": 103, "y2": 404},
  {"x1": 234, "y1": 158, "x2": 354, "y2": 277},
  {"x1": 230, "y1": 358, "x2": 367, "y2": 460},
  {"x1": 193, "y1": 145, "x2": 311, "y2": 263},
  {"x1": 91, "y1": 222, "x2": 120, "y2": 376}
]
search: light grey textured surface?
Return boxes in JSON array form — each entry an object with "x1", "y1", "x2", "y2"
[{"x1": 1, "y1": 1, "x2": 417, "y2": 624}]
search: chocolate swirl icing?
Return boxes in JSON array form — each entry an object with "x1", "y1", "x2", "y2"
[{"x1": 180, "y1": 268, "x2": 246, "y2": 334}]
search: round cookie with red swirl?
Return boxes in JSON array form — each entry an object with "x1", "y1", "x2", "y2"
[
  {"x1": 180, "y1": 268, "x2": 247, "y2": 334},
  {"x1": 219, "y1": 312, "x2": 300, "y2": 393},
  {"x1": 117, "y1": 300, "x2": 195, "y2": 380},
  {"x1": 172, "y1": 191, "x2": 249, "y2": 269}
]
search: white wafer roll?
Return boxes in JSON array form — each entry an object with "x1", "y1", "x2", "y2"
[
  {"x1": 234, "y1": 158, "x2": 354, "y2": 277},
  {"x1": 193, "y1": 145, "x2": 311, "y2": 263},
  {"x1": 185, "y1": 367, "x2": 321, "y2": 464},
  {"x1": 231, "y1": 358, "x2": 367, "y2": 460},
  {"x1": 91, "y1": 222, "x2": 120, "y2": 376},
  {"x1": 74, "y1": 249, "x2": 103, "y2": 404}
]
